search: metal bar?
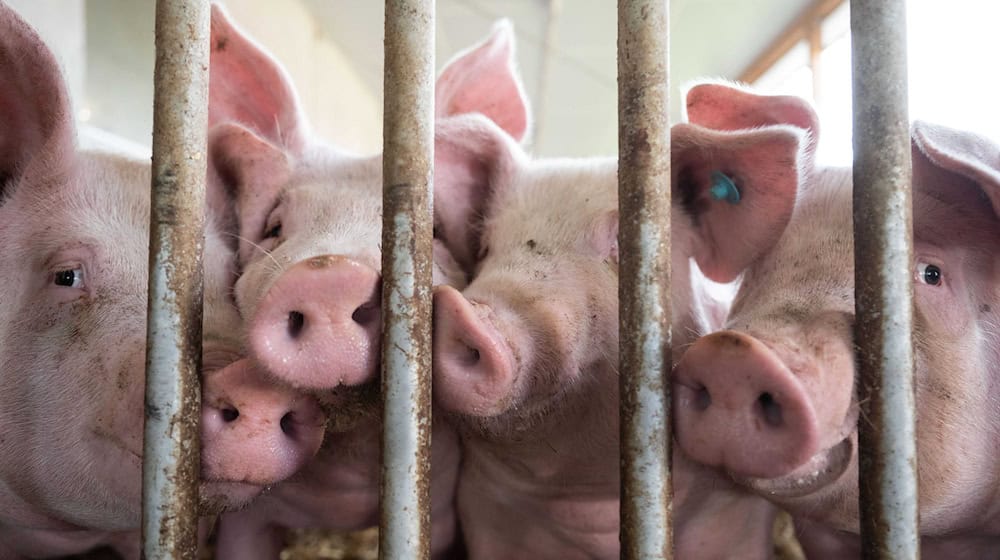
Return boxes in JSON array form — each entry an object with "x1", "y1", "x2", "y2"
[
  {"x1": 142, "y1": 1, "x2": 210, "y2": 557},
  {"x1": 617, "y1": 1, "x2": 672, "y2": 558},
  {"x1": 850, "y1": 0, "x2": 920, "y2": 558},
  {"x1": 380, "y1": 0, "x2": 434, "y2": 558}
]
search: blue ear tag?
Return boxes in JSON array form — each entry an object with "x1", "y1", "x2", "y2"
[{"x1": 709, "y1": 171, "x2": 741, "y2": 205}]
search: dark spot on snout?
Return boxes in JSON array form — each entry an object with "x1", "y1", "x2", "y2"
[
  {"x1": 981, "y1": 304, "x2": 991, "y2": 313},
  {"x1": 215, "y1": 36, "x2": 228, "y2": 51},
  {"x1": 708, "y1": 331, "x2": 749, "y2": 348},
  {"x1": 306, "y1": 255, "x2": 337, "y2": 269},
  {"x1": 526, "y1": 239, "x2": 537, "y2": 250}
]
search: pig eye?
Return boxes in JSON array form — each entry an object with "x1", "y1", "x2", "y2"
[
  {"x1": 264, "y1": 222, "x2": 282, "y2": 240},
  {"x1": 917, "y1": 263, "x2": 942, "y2": 286},
  {"x1": 262, "y1": 210, "x2": 283, "y2": 240},
  {"x1": 53, "y1": 268, "x2": 85, "y2": 289}
]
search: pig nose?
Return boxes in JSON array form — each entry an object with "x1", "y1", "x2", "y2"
[
  {"x1": 201, "y1": 359, "x2": 326, "y2": 486},
  {"x1": 672, "y1": 331, "x2": 820, "y2": 479},
  {"x1": 432, "y1": 285, "x2": 516, "y2": 417},
  {"x1": 249, "y1": 255, "x2": 381, "y2": 390}
]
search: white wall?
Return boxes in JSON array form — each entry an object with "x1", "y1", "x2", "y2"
[{"x1": 79, "y1": 0, "x2": 380, "y2": 153}]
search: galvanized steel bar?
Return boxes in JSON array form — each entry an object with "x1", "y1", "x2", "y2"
[
  {"x1": 142, "y1": 1, "x2": 210, "y2": 557},
  {"x1": 850, "y1": 0, "x2": 920, "y2": 558},
  {"x1": 380, "y1": 0, "x2": 434, "y2": 558},
  {"x1": 618, "y1": 0, "x2": 672, "y2": 558}
]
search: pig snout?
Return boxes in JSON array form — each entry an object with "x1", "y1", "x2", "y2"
[
  {"x1": 201, "y1": 359, "x2": 326, "y2": 485},
  {"x1": 433, "y1": 285, "x2": 517, "y2": 417},
  {"x1": 248, "y1": 255, "x2": 382, "y2": 389},
  {"x1": 672, "y1": 331, "x2": 820, "y2": 479}
]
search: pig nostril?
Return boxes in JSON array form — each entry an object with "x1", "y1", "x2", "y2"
[
  {"x1": 287, "y1": 311, "x2": 305, "y2": 338},
  {"x1": 351, "y1": 302, "x2": 379, "y2": 325},
  {"x1": 221, "y1": 408, "x2": 240, "y2": 423},
  {"x1": 757, "y1": 392, "x2": 783, "y2": 428},
  {"x1": 280, "y1": 412, "x2": 296, "y2": 437},
  {"x1": 693, "y1": 385, "x2": 711, "y2": 411}
]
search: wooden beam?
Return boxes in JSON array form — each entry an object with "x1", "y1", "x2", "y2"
[{"x1": 739, "y1": 0, "x2": 844, "y2": 84}]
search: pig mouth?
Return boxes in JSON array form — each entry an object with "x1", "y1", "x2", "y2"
[
  {"x1": 199, "y1": 480, "x2": 266, "y2": 513},
  {"x1": 738, "y1": 435, "x2": 854, "y2": 498}
]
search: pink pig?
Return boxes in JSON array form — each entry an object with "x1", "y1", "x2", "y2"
[
  {"x1": 203, "y1": 7, "x2": 529, "y2": 557},
  {"x1": 0, "y1": 4, "x2": 325, "y2": 558},
  {"x1": 674, "y1": 83, "x2": 1000, "y2": 557},
  {"x1": 431, "y1": 79, "x2": 811, "y2": 556}
]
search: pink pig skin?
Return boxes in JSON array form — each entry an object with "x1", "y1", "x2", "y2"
[
  {"x1": 0, "y1": 4, "x2": 326, "y2": 558},
  {"x1": 674, "y1": 83, "x2": 1000, "y2": 558},
  {"x1": 204, "y1": 6, "x2": 531, "y2": 557},
  {"x1": 431, "y1": 80, "x2": 811, "y2": 557}
]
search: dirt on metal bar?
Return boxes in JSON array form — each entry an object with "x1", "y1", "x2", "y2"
[
  {"x1": 379, "y1": 0, "x2": 435, "y2": 558},
  {"x1": 617, "y1": 0, "x2": 672, "y2": 558},
  {"x1": 142, "y1": 0, "x2": 210, "y2": 558},
  {"x1": 850, "y1": 0, "x2": 920, "y2": 558}
]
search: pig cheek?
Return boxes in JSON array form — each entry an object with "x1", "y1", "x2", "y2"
[
  {"x1": 805, "y1": 317, "x2": 856, "y2": 441},
  {"x1": 73, "y1": 295, "x2": 147, "y2": 455},
  {"x1": 910, "y1": 314, "x2": 994, "y2": 524}
]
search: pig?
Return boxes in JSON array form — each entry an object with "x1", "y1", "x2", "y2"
[
  {"x1": 0, "y1": 4, "x2": 324, "y2": 557},
  {"x1": 430, "y1": 81, "x2": 812, "y2": 556},
  {"x1": 203, "y1": 7, "x2": 529, "y2": 557},
  {"x1": 199, "y1": 215, "x2": 328, "y2": 515},
  {"x1": 672, "y1": 82, "x2": 1000, "y2": 557}
]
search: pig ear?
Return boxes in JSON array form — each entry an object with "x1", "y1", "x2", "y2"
[
  {"x1": 685, "y1": 82, "x2": 820, "y2": 153},
  {"x1": 911, "y1": 120, "x2": 1000, "y2": 218},
  {"x1": 434, "y1": 115, "x2": 521, "y2": 271},
  {"x1": 209, "y1": 3, "x2": 308, "y2": 153},
  {"x1": 435, "y1": 20, "x2": 531, "y2": 142},
  {"x1": 672, "y1": 122, "x2": 806, "y2": 282},
  {"x1": 208, "y1": 123, "x2": 292, "y2": 265},
  {"x1": 0, "y1": 3, "x2": 76, "y2": 202}
]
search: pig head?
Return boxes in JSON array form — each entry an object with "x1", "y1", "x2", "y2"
[
  {"x1": 0, "y1": 4, "x2": 325, "y2": 557},
  {"x1": 431, "y1": 79, "x2": 809, "y2": 557},
  {"x1": 673, "y1": 84, "x2": 1000, "y2": 557},
  {"x1": 204, "y1": 6, "x2": 530, "y2": 558}
]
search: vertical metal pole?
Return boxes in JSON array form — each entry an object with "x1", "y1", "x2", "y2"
[
  {"x1": 618, "y1": 1, "x2": 672, "y2": 558},
  {"x1": 142, "y1": 1, "x2": 210, "y2": 558},
  {"x1": 850, "y1": 1, "x2": 920, "y2": 558},
  {"x1": 380, "y1": 0, "x2": 434, "y2": 558}
]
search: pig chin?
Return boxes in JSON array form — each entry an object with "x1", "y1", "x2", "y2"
[
  {"x1": 740, "y1": 432, "x2": 854, "y2": 499},
  {"x1": 738, "y1": 404, "x2": 859, "y2": 499},
  {"x1": 199, "y1": 481, "x2": 267, "y2": 514}
]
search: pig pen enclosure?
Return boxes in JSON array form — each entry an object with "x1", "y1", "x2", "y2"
[{"x1": 8, "y1": 0, "x2": 997, "y2": 558}]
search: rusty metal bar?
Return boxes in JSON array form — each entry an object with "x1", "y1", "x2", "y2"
[
  {"x1": 618, "y1": 0, "x2": 672, "y2": 558},
  {"x1": 142, "y1": 1, "x2": 210, "y2": 557},
  {"x1": 850, "y1": 0, "x2": 920, "y2": 558},
  {"x1": 380, "y1": 0, "x2": 434, "y2": 558}
]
